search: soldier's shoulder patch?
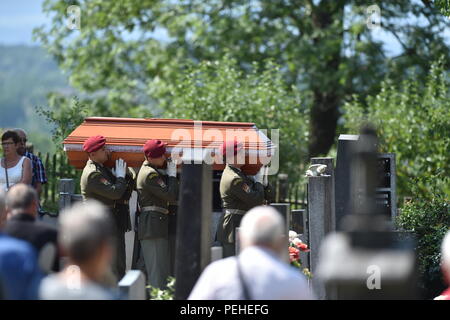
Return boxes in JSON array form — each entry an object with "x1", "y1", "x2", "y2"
[
  {"x1": 148, "y1": 171, "x2": 158, "y2": 178},
  {"x1": 242, "y1": 183, "x2": 251, "y2": 193},
  {"x1": 99, "y1": 177, "x2": 109, "y2": 185},
  {"x1": 157, "y1": 178, "x2": 167, "y2": 188}
]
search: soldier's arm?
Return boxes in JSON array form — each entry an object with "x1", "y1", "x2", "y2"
[
  {"x1": 142, "y1": 172, "x2": 179, "y2": 203},
  {"x1": 87, "y1": 171, "x2": 128, "y2": 200},
  {"x1": 230, "y1": 177, "x2": 265, "y2": 207}
]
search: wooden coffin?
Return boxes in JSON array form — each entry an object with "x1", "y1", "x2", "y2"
[{"x1": 63, "y1": 117, "x2": 275, "y2": 175}]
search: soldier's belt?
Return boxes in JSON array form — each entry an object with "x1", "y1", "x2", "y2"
[
  {"x1": 141, "y1": 206, "x2": 169, "y2": 215},
  {"x1": 223, "y1": 209, "x2": 246, "y2": 215}
]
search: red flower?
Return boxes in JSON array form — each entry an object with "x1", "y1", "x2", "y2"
[
  {"x1": 298, "y1": 243, "x2": 310, "y2": 252},
  {"x1": 289, "y1": 246, "x2": 300, "y2": 262}
]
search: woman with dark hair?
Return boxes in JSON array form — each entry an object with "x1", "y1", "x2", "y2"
[{"x1": 0, "y1": 130, "x2": 32, "y2": 191}]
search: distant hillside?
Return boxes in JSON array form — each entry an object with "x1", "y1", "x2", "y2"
[{"x1": 0, "y1": 44, "x2": 71, "y2": 152}]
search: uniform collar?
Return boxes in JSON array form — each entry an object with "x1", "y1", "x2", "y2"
[{"x1": 88, "y1": 159, "x2": 103, "y2": 168}]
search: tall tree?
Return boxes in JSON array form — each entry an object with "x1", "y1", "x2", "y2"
[{"x1": 34, "y1": 0, "x2": 450, "y2": 157}]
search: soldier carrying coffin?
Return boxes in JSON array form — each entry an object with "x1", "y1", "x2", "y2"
[
  {"x1": 216, "y1": 140, "x2": 273, "y2": 258},
  {"x1": 80, "y1": 135, "x2": 133, "y2": 282}
]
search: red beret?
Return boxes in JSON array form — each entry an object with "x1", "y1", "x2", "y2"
[
  {"x1": 143, "y1": 139, "x2": 167, "y2": 158},
  {"x1": 83, "y1": 135, "x2": 106, "y2": 153},
  {"x1": 220, "y1": 140, "x2": 243, "y2": 156}
]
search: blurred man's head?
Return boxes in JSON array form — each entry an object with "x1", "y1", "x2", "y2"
[
  {"x1": 13, "y1": 128, "x2": 27, "y2": 156},
  {"x1": 0, "y1": 188, "x2": 6, "y2": 229},
  {"x1": 59, "y1": 201, "x2": 114, "y2": 281},
  {"x1": 441, "y1": 231, "x2": 450, "y2": 285},
  {"x1": 239, "y1": 206, "x2": 285, "y2": 256},
  {"x1": 5, "y1": 184, "x2": 39, "y2": 218}
]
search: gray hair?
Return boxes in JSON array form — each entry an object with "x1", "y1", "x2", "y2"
[
  {"x1": 442, "y1": 231, "x2": 450, "y2": 275},
  {"x1": 59, "y1": 200, "x2": 114, "y2": 264},
  {"x1": 6, "y1": 184, "x2": 38, "y2": 211},
  {"x1": 239, "y1": 206, "x2": 284, "y2": 248},
  {"x1": 13, "y1": 128, "x2": 27, "y2": 137}
]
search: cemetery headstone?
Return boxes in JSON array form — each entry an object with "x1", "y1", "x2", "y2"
[
  {"x1": 118, "y1": 270, "x2": 146, "y2": 300},
  {"x1": 174, "y1": 163, "x2": 212, "y2": 300}
]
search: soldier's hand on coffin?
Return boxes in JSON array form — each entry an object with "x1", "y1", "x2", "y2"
[
  {"x1": 115, "y1": 158, "x2": 127, "y2": 178},
  {"x1": 254, "y1": 166, "x2": 264, "y2": 184},
  {"x1": 166, "y1": 158, "x2": 177, "y2": 177}
]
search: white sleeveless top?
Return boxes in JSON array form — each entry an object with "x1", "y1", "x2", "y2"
[{"x1": 0, "y1": 156, "x2": 26, "y2": 191}]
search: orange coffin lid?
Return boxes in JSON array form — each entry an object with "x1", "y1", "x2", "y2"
[{"x1": 63, "y1": 117, "x2": 275, "y2": 174}]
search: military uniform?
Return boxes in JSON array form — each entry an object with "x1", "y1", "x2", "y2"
[
  {"x1": 216, "y1": 164, "x2": 273, "y2": 257},
  {"x1": 136, "y1": 160, "x2": 179, "y2": 289},
  {"x1": 80, "y1": 159, "x2": 133, "y2": 281}
]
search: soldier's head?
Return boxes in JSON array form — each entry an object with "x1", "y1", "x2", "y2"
[
  {"x1": 143, "y1": 139, "x2": 167, "y2": 167},
  {"x1": 220, "y1": 139, "x2": 245, "y2": 168},
  {"x1": 59, "y1": 200, "x2": 114, "y2": 281},
  {"x1": 83, "y1": 135, "x2": 110, "y2": 164},
  {"x1": 239, "y1": 206, "x2": 286, "y2": 258},
  {"x1": 13, "y1": 128, "x2": 27, "y2": 156}
]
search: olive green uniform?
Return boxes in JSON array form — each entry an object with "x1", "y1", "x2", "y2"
[
  {"x1": 136, "y1": 160, "x2": 178, "y2": 289},
  {"x1": 216, "y1": 164, "x2": 273, "y2": 257},
  {"x1": 80, "y1": 160, "x2": 133, "y2": 281}
]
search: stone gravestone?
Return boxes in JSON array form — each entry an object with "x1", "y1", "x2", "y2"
[
  {"x1": 291, "y1": 209, "x2": 304, "y2": 234},
  {"x1": 292, "y1": 209, "x2": 309, "y2": 270},
  {"x1": 59, "y1": 179, "x2": 75, "y2": 211},
  {"x1": 174, "y1": 163, "x2": 212, "y2": 300},
  {"x1": 210, "y1": 246, "x2": 223, "y2": 262},
  {"x1": 118, "y1": 270, "x2": 146, "y2": 300},
  {"x1": 307, "y1": 174, "x2": 334, "y2": 300},
  {"x1": 269, "y1": 203, "x2": 291, "y2": 236},
  {"x1": 317, "y1": 126, "x2": 417, "y2": 300},
  {"x1": 334, "y1": 135, "x2": 359, "y2": 231}
]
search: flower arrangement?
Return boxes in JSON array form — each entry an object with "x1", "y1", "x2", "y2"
[{"x1": 288, "y1": 230, "x2": 312, "y2": 279}]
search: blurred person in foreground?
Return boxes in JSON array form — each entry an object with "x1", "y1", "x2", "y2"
[
  {"x1": 189, "y1": 206, "x2": 314, "y2": 300},
  {"x1": 39, "y1": 200, "x2": 120, "y2": 300},
  {"x1": 435, "y1": 231, "x2": 450, "y2": 300},
  {"x1": 0, "y1": 187, "x2": 43, "y2": 299},
  {"x1": 3, "y1": 184, "x2": 59, "y2": 273}
]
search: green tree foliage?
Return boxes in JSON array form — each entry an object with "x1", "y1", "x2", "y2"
[
  {"x1": 434, "y1": 0, "x2": 450, "y2": 16},
  {"x1": 37, "y1": 96, "x2": 90, "y2": 144},
  {"x1": 343, "y1": 59, "x2": 450, "y2": 199},
  {"x1": 34, "y1": 0, "x2": 450, "y2": 158},
  {"x1": 159, "y1": 56, "x2": 309, "y2": 178},
  {"x1": 396, "y1": 178, "x2": 449, "y2": 299}
]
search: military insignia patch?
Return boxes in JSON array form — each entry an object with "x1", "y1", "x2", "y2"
[
  {"x1": 242, "y1": 183, "x2": 250, "y2": 193},
  {"x1": 100, "y1": 178, "x2": 109, "y2": 185},
  {"x1": 157, "y1": 178, "x2": 167, "y2": 188}
]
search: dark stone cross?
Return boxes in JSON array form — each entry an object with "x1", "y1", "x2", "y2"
[{"x1": 174, "y1": 163, "x2": 212, "y2": 300}]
